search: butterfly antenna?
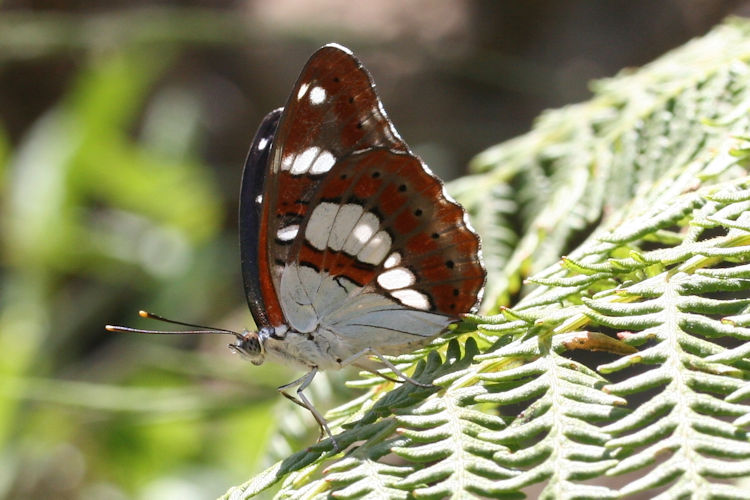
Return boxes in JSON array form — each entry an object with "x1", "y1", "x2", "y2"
[{"x1": 105, "y1": 310, "x2": 243, "y2": 339}]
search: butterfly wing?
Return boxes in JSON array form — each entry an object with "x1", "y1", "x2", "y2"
[
  {"x1": 278, "y1": 149, "x2": 486, "y2": 353},
  {"x1": 239, "y1": 108, "x2": 282, "y2": 329},
  {"x1": 302, "y1": 149, "x2": 486, "y2": 315},
  {"x1": 257, "y1": 44, "x2": 410, "y2": 326},
  {"x1": 258, "y1": 44, "x2": 485, "y2": 344}
]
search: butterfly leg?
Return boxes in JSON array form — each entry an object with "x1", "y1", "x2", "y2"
[
  {"x1": 341, "y1": 348, "x2": 434, "y2": 388},
  {"x1": 277, "y1": 367, "x2": 340, "y2": 452}
]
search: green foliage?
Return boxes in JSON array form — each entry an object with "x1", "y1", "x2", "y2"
[
  {"x1": 0, "y1": 20, "x2": 250, "y2": 498},
  {"x1": 228, "y1": 19, "x2": 750, "y2": 499}
]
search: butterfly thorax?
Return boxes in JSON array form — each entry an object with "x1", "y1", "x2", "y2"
[
  {"x1": 263, "y1": 324, "x2": 358, "y2": 371},
  {"x1": 231, "y1": 322, "x2": 362, "y2": 371}
]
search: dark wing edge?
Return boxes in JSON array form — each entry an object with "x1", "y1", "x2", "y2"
[{"x1": 239, "y1": 108, "x2": 283, "y2": 329}]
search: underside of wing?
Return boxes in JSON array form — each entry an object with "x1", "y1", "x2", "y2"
[
  {"x1": 258, "y1": 44, "x2": 485, "y2": 334},
  {"x1": 258, "y1": 45, "x2": 412, "y2": 326},
  {"x1": 239, "y1": 108, "x2": 282, "y2": 329}
]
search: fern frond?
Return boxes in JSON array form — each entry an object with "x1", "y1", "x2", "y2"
[
  {"x1": 505, "y1": 179, "x2": 750, "y2": 498},
  {"x1": 467, "y1": 19, "x2": 750, "y2": 310},
  {"x1": 393, "y1": 389, "x2": 513, "y2": 498}
]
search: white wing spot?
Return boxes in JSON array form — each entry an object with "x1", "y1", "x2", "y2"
[
  {"x1": 357, "y1": 230, "x2": 391, "y2": 265},
  {"x1": 297, "y1": 82, "x2": 310, "y2": 100},
  {"x1": 309, "y1": 86, "x2": 326, "y2": 105},
  {"x1": 257, "y1": 137, "x2": 269, "y2": 150},
  {"x1": 306, "y1": 204, "x2": 390, "y2": 263},
  {"x1": 309, "y1": 150, "x2": 336, "y2": 174},
  {"x1": 290, "y1": 147, "x2": 320, "y2": 175},
  {"x1": 390, "y1": 289, "x2": 431, "y2": 310},
  {"x1": 343, "y1": 211, "x2": 379, "y2": 255},
  {"x1": 353, "y1": 222, "x2": 374, "y2": 243},
  {"x1": 377, "y1": 267, "x2": 415, "y2": 290},
  {"x1": 306, "y1": 202, "x2": 339, "y2": 250},
  {"x1": 255, "y1": 194, "x2": 263, "y2": 205},
  {"x1": 277, "y1": 225, "x2": 299, "y2": 241},
  {"x1": 383, "y1": 252, "x2": 401, "y2": 269},
  {"x1": 329, "y1": 204, "x2": 363, "y2": 251}
]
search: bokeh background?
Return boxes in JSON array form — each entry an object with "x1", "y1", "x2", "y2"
[{"x1": 0, "y1": 1, "x2": 746, "y2": 499}]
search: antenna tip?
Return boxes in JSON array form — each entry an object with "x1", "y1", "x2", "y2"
[
  {"x1": 138, "y1": 310, "x2": 149, "y2": 318},
  {"x1": 105, "y1": 325, "x2": 117, "y2": 332}
]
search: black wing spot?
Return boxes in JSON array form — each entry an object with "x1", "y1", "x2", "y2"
[
  {"x1": 348, "y1": 96, "x2": 354, "y2": 103},
  {"x1": 333, "y1": 76, "x2": 340, "y2": 82},
  {"x1": 356, "y1": 122, "x2": 363, "y2": 129},
  {"x1": 446, "y1": 260, "x2": 455, "y2": 269},
  {"x1": 431, "y1": 233, "x2": 440, "y2": 239},
  {"x1": 340, "y1": 173, "x2": 348, "y2": 180},
  {"x1": 398, "y1": 184, "x2": 407, "y2": 192},
  {"x1": 414, "y1": 208, "x2": 423, "y2": 216},
  {"x1": 372, "y1": 171, "x2": 381, "y2": 178},
  {"x1": 453, "y1": 288, "x2": 460, "y2": 296}
]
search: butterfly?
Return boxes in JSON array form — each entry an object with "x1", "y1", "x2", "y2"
[{"x1": 107, "y1": 44, "x2": 485, "y2": 451}]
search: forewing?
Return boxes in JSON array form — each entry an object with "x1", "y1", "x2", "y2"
[{"x1": 258, "y1": 44, "x2": 409, "y2": 325}]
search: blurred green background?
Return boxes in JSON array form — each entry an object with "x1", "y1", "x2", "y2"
[{"x1": 0, "y1": 2, "x2": 745, "y2": 499}]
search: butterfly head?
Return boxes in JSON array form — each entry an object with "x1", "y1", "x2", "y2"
[{"x1": 228, "y1": 326, "x2": 273, "y2": 366}]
